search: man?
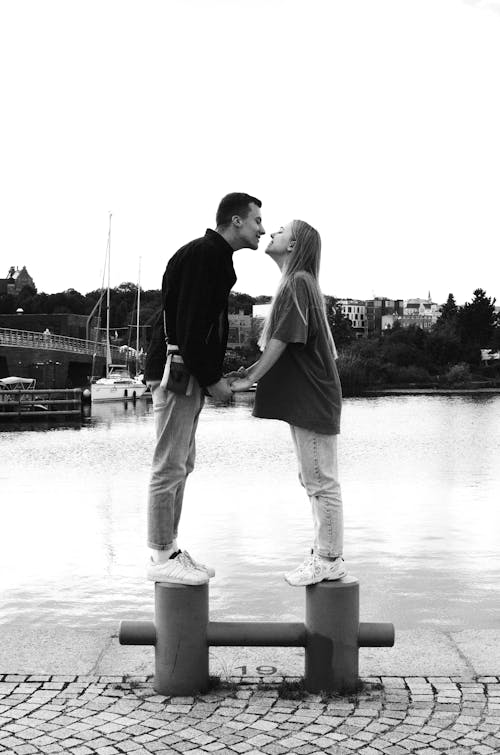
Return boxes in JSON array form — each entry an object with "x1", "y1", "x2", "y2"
[{"x1": 145, "y1": 193, "x2": 265, "y2": 584}]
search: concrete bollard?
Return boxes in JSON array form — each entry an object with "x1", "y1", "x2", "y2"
[
  {"x1": 119, "y1": 576, "x2": 394, "y2": 696},
  {"x1": 154, "y1": 582, "x2": 209, "y2": 695}
]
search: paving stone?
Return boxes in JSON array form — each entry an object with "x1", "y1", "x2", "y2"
[{"x1": 0, "y1": 675, "x2": 500, "y2": 755}]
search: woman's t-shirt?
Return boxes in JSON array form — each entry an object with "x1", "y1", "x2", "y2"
[{"x1": 253, "y1": 276, "x2": 342, "y2": 435}]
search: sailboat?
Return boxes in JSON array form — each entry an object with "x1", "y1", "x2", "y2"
[{"x1": 90, "y1": 214, "x2": 148, "y2": 402}]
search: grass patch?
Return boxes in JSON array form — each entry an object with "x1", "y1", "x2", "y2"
[
  {"x1": 112, "y1": 674, "x2": 143, "y2": 691},
  {"x1": 275, "y1": 678, "x2": 307, "y2": 700},
  {"x1": 205, "y1": 675, "x2": 238, "y2": 696},
  {"x1": 275, "y1": 678, "x2": 369, "y2": 702}
]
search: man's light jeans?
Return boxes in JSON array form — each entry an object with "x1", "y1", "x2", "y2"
[
  {"x1": 290, "y1": 426, "x2": 343, "y2": 558},
  {"x1": 147, "y1": 380, "x2": 205, "y2": 549}
]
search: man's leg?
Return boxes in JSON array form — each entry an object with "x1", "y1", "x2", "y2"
[
  {"x1": 172, "y1": 393, "x2": 205, "y2": 541},
  {"x1": 147, "y1": 381, "x2": 204, "y2": 551}
]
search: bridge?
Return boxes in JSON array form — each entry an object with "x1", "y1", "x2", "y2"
[{"x1": 0, "y1": 327, "x2": 124, "y2": 360}]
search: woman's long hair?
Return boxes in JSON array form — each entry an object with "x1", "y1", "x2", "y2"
[{"x1": 259, "y1": 219, "x2": 337, "y2": 357}]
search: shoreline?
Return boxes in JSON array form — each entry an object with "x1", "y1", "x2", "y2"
[
  {"x1": 360, "y1": 386, "x2": 500, "y2": 397},
  {"x1": 1, "y1": 623, "x2": 500, "y2": 681}
]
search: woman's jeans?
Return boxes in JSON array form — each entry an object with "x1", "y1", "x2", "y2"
[
  {"x1": 290, "y1": 425, "x2": 343, "y2": 559},
  {"x1": 147, "y1": 380, "x2": 205, "y2": 550}
]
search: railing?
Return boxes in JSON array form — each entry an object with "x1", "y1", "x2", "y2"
[
  {"x1": 0, "y1": 327, "x2": 123, "y2": 359},
  {"x1": 0, "y1": 388, "x2": 83, "y2": 419}
]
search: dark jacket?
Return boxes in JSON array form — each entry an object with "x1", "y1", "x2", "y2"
[{"x1": 144, "y1": 229, "x2": 236, "y2": 387}]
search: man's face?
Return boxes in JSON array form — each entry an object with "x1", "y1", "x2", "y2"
[{"x1": 236, "y1": 203, "x2": 265, "y2": 250}]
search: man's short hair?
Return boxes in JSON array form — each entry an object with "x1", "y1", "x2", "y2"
[{"x1": 216, "y1": 193, "x2": 262, "y2": 228}]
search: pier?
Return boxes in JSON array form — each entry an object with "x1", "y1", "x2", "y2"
[{"x1": 0, "y1": 387, "x2": 83, "y2": 420}]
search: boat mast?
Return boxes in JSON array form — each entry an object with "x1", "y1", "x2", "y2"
[
  {"x1": 136, "y1": 257, "x2": 141, "y2": 376},
  {"x1": 105, "y1": 212, "x2": 112, "y2": 379}
]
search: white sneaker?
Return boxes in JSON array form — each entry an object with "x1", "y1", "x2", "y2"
[
  {"x1": 147, "y1": 552, "x2": 209, "y2": 585},
  {"x1": 182, "y1": 550, "x2": 215, "y2": 578},
  {"x1": 284, "y1": 554, "x2": 347, "y2": 587}
]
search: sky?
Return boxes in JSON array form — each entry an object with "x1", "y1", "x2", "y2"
[{"x1": 1, "y1": 0, "x2": 500, "y2": 305}]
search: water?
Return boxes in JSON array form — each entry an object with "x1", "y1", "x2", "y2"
[{"x1": 1, "y1": 393, "x2": 499, "y2": 631}]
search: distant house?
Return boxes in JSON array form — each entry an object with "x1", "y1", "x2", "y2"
[
  {"x1": 228, "y1": 312, "x2": 254, "y2": 348},
  {"x1": 337, "y1": 299, "x2": 367, "y2": 338},
  {"x1": 401, "y1": 293, "x2": 441, "y2": 330},
  {"x1": 365, "y1": 297, "x2": 404, "y2": 336},
  {"x1": 0, "y1": 266, "x2": 36, "y2": 295},
  {"x1": 0, "y1": 275, "x2": 15, "y2": 296},
  {"x1": 481, "y1": 349, "x2": 500, "y2": 364}
]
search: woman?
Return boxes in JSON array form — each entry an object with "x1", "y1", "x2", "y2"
[{"x1": 231, "y1": 220, "x2": 346, "y2": 586}]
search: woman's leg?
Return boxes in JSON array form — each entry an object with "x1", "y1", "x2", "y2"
[{"x1": 290, "y1": 425, "x2": 343, "y2": 558}]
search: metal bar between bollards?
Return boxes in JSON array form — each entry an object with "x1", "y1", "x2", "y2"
[
  {"x1": 358, "y1": 622, "x2": 395, "y2": 647},
  {"x1": 207, "y1": 621, "x2": 306, "y2": 647},
  {"x1": 119, "y1": 621, "x2": 156, "y2": 646}
]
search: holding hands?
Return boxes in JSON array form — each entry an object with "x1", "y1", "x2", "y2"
[
  {"x1": 206, "y1": 377, "x2": 233, "y2": 403},
  {"x1": 230, "y1": 376, "x2": 254, "y2": 392},
  {"x1": 207, "y1": 366, "x2": 255, "y2": 402},
  {"x1": 225, "y1": 366, "x2": 248, "y2": 384},
  {"x1": 224, "y1": 366, "x2": 255, "y2": 393}
]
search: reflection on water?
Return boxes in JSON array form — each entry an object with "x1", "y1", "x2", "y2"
[{"x1": 1, "y1": 393, "x2": 499, "y2": 630}]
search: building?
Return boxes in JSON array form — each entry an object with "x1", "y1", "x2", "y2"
[
  {"x1": 401, "y1": 293, "x2": 442, "y2": 330},
  {"x1": 0, "y1": 266, "x2": 36, "y2": 295},
  {"x1": 365, "y1": 297, "x2": 404, "y2": 336},
  {"x1": 249, "y1": 304, "x2": 273, "y2": 347},
  {"x1": 336, "y1": 299, "x2": 367, "y2": 337},
  {"x1": 252, "y1": 303, "x2": 272, "y2": 320},
  {"x1": 227, "y1": 312, "x2": 254, "y2": 348},
  {"x1": 481, "y1": 348, "x2": 500, "y2": 363}
]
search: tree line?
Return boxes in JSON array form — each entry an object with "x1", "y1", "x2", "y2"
[
  {"x1": 1, "y1": 284, "x2": 498, "y2": 392},
  {"x1": 0, "y1": 285, "x2": 270, "y2": 348},
  {"x1": 334, "y1": 289, "x2": 500, "y2": 394}
]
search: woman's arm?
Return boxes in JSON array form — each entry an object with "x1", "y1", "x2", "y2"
[{"x1": 231, "y1": 338, "x2": 287, "y2": 391}]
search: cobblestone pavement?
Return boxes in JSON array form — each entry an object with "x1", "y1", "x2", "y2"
[{"x1": 1, "y1": 674, "x2": 500, "y2": 755}]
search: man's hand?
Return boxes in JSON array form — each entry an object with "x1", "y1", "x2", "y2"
[
  {"x1": 224, "y1": 367, "x2": 247, "y2": 385},
  {"x1": 206, "y1": 377, "x2": 233, "y2": 403},
  {"x1": 230, "y1": 377, "x2": 254, "y2": 392}
]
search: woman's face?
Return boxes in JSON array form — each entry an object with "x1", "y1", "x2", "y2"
[{"x1": 265, "y1": 222, "x2": 294, "y2": 265}]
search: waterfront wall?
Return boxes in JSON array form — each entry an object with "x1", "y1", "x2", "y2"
[{"x1": 0, "y1": 344, "x2": 106, "y2": 388}]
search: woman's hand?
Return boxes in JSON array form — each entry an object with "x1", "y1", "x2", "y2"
[
  {"x1": 224, "y1": 366, "x2": 247, "y2": 385},
  {"x1": 230, "y1": 376, "x2": 254, "y2": 392}
]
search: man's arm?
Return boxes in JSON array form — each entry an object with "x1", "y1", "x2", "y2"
[
  {"x1": 206, "y1": 377, "x2": 233, "y2": 402},
  {"x1": 173, "y1": 250, "x2": 226, "y2": 388}
]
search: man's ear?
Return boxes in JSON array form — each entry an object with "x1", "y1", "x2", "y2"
[{"x1": 232, "y1": 215, "x2": 242, "y2": 227}]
